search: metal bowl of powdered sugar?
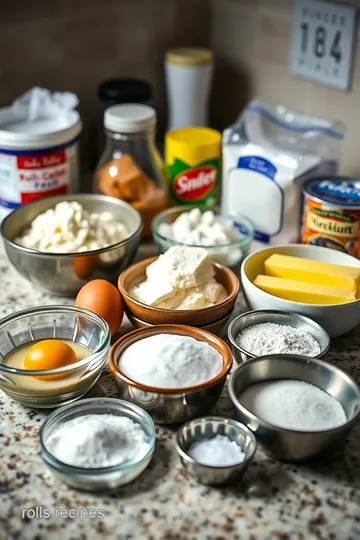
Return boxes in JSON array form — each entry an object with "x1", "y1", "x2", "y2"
[
  {"x1": 228, "y1": 355, "x2": 360, "y2": 461},
  {"x1": 39, "y1": 397, "x2": 155, "y2": 491},
  {"x1": 228, "y1": 310, "x2": 330, "y2": 364},
  {"x1": 175, "y1": 416, "x2": 257, "y2": 486}
]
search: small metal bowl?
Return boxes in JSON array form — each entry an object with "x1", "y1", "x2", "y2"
[
  {"x1": 1, "y1": 193, "x2": 142, "y2": 296},
  {"x1": 228, "y1": 355, "x2": 360, "y2": 461},
  {"x1": 40, "y1": 398, "x2": 155, "y2": 491},
  {"x1": 228, "y1": 310, "x2": 330, "y2": 363},
  {"x1": 174, "y1": 416, "x2": 257, "y2": 485},
  {"x1": 110, "y1": 325, "x2": 233, "y2": 424}
]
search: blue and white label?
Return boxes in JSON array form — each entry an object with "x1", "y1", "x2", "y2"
[
  {"x1": 304, "y1": 178, "x2": 360, "y2": 208},
  {"x1": 237, "y1": 155, "x2": 277, "y2": 180}
]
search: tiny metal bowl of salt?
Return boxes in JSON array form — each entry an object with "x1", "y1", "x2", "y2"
[
  {"x1": 228, "y1": 310, "x2": 330, "y2": 364},
  {"x1": 174, "y1": 416, "x2": 257, "y2": 486},
  {"x1": 228, "y1": 355, "x2": 360, "y2": 461},
  {"x1": 39, "y1": 398, "x2": 156, "y2": 491}
]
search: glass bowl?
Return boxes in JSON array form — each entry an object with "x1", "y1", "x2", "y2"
[
  {"x1": 152, "y1": 206, "x2": 254, "y2": 275},
  {"x1": 0, "y1": 306, "x2": 110, "y2": 408},
  {"x1": 39, "y1": 398, "x2": 156, "y2": 491}
]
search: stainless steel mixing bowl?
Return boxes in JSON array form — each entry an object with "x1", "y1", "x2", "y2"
[
  {"x1": 228, "y1": 310, "x2": 330, "y2": 363},
  {"x1": 228, "y1": 355, "x2": 360, "y2": 461},
  {"x1": 1, "y1": 194, "x2": 142, "y2": 296},
  {"x1": 175, "y1": 416, "x2": 257, "y2": 486}
]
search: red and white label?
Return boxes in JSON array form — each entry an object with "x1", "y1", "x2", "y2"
[
  {"x1": 0, "y1": 142, "x2": 78, "y2": 212},
  {"x1": 174, "y1": 166, "x2": 216, "y2": 202}
]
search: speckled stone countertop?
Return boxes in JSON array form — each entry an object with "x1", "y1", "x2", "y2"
[{"x1": 1, "y1": 243, "x2": 360, "y2": 540}]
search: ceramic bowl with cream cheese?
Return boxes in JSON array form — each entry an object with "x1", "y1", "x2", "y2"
[
  {"x1": 241, "y1": 244, "x2": 360, "y2": 338},
  {"x1": 117, "y1": 256, "x2": 239, "y2": 327}
]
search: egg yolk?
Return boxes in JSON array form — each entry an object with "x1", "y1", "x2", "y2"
[{"x1": 24, "y1": 339, "x2": 77, "y2": 380}]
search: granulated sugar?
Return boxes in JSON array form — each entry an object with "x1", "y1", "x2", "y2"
[
  {"x1": 188, "y1": 434, "x2": 246, "y2": 466},
  {"x1": 240, "y1": 380, "x2": 346, "y2": 431},
  {"x1": 236, "y1": 322, "x2": 321, "y2": 357},
  {"x1": 118, "y1": 333, "x2": 223, "y2": 389}
]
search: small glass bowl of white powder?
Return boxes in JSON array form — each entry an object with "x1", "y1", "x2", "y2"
[
  {"x1": 40, "y1": 397, "x2": 156, "y2": 491},
  {"x1": 228, "y1": 310, "x2": 330, "y2": 363},
  {"x1": 175, "y1": 416, "x2": 257, "y2": 486}
]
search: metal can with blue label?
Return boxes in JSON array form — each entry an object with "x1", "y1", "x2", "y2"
[{"x1": 302, "y1": 177, "x2": 360, "y2": 257}]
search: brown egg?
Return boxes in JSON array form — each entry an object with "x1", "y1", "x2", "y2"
[{"x1": 75, "y1": 279, "x2": 124, "y2": 336}]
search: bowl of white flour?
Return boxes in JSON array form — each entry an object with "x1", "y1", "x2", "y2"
[
  {"x1": 228, "y1": 309, "x2": 330, "y2": 363},
  {"x1": 228, "y1": 355, "x2": 360, "y2": 461},
  {"x1": 110, "y1": 325, "x2": 233, "y2": 424}
]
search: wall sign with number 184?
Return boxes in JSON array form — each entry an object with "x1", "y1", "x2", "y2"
[{"x1": 290, "y1": 0, "x2": 356, "y2": 91}]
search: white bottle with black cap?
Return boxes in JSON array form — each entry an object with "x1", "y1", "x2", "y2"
[{"x1": 165, "y1": 48, "x2": 214, "y2": 130}]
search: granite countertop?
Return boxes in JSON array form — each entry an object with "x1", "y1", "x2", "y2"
[{"x1": 1, "y1": 244, "x2": 360, "y2": 540}]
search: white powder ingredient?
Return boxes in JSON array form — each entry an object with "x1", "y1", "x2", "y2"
[
  {"x1": 240, "y1": 380, "x2": 346, "y2": 431},
  {"x1": 119, "y1": 334, "x2": 223, "y2": 389},
  {"x1": 46, "y1": 414, "x2": 149, "y2": 468},
  {"x1": 236, "y1": 322, "x2": 321, "y2": 357},
  {"x1": 188, "y1": 434, "x2": 246, "y2": 466}
]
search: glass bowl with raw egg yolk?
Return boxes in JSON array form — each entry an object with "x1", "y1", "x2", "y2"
[{"x1": 0, "y1": 305, "x2": 110, "y2": 407}]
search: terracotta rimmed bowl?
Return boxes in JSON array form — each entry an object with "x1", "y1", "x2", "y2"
[
  {"x1": 117, "y1": 256, "x2": 239, "y2": 327},
  {"x1": 109, "y1": 325, "x2": 233, "y2": 424},
  {"x1": 126, "y1": 308, "x2": 234, "y2": 334}
]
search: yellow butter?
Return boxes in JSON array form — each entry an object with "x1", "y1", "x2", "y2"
[
  {"x1": 253, "y1": 274, "x2": 356, "y2": 305},
  {"x1": 264, "y1": 254, "x2": 360, "y2": 294}
]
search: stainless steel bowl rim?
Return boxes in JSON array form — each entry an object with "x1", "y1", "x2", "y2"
[
  {"x1": 174, "y1": 415, "x2": 257, "y2": 468},
  {"x1": 152, "y1": 205, "x2": 255, "y2": 248},
  {"x1": 0, "y1": 305, "x2": 110, "y2": 376},
  {"x1": 228, "y1": 309, "x2": 331, "y2": 358},
  {"x1": 39, "y1": 397, "x2": 156, "y2": 475},
  {"x1": 0, "y1": 194, "x2": 143, "y2": 257},
  {"x1": 228, "y1": 354, "x2": 360, "y2": 435}
]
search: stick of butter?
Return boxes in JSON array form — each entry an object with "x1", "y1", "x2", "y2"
[
  {"x1": 264, "y1": 254, "x2": 360, "y2": 294},
  {"x1": 253, "y1": 274, "x2": 356, "y2": 304}
]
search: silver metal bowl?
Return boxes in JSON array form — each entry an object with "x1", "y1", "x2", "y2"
[
  {"x1": 174, "y1": 416, "x2": 257, "y2": 485},
  {"x1": 228, "y1": 355, "x2": 360, "y2": 461},
  {"x1": 228, "y1": 310, "x2": 330, "y2": 363},
  {"x1": 1, "y1": 194, "x2": 142, "y2": 296},
  {"x1": 40, "y1": 398, "x2": 155, "y2": 491}
]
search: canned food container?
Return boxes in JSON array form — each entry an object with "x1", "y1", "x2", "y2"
[
  {"x1": 302, "y1": 177, "x2": 360, "y2": 257},
  {"x1": 0, "y1": 88, "x2": 82, "y2": 222},
  {"x1": 165, "y1": 126, "x2": 221, "y2": 208}
]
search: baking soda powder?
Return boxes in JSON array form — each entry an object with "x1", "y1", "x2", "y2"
[{"x1": 46, "y1": 414, "x2": 149, "y2": 468}]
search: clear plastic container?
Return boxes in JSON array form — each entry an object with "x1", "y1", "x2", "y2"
[{"x1": 94, "y1": 104, "x2": 167, "y2": 237}]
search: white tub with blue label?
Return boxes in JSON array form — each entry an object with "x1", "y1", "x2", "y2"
[{"x1": 0, "y1": 88, "x2": 82, "y2": 222}]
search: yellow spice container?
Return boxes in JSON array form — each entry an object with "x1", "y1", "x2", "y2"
[{"x1": 165, "y1": 127, "x2": 221, "y2": 207}]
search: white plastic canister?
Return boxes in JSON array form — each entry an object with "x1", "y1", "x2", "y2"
[{"x1": 0, "y1": 91, "x2": 82, "y2": 221}]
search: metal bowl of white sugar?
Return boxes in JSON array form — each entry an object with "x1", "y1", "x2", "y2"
[
  {"x1": 228, "y1": 310, "x2": 330, "y2": 364},
  {"x1": 228, "y1": 355, "x2": 360, "y2": 461}
]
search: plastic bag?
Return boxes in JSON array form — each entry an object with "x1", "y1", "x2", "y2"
[{"x1": 221, "y1": 100, "x2": 344, "y2": 248}]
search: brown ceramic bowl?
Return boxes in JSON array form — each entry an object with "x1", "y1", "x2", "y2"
[
  {"x1": 117, "y1": 256, "x2": 239, "y2": 327},
  {"x1": 109, "y1": 325, "x2": 233, "y2": 424},
  {"x1": 126, "y1": 309, "x2": 234, "y2": 334}
]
